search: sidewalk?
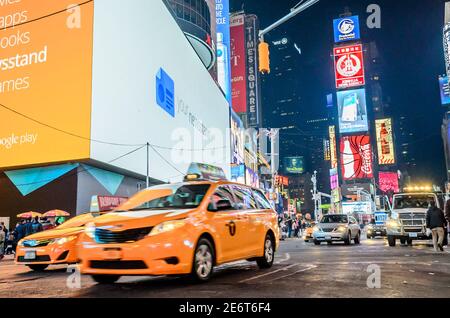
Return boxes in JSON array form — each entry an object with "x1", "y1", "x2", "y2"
[{"x1": 1, "y1": 254, "x2": 15, "y2": 262}]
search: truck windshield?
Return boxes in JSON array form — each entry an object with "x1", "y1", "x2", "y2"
[{"x1": 393, "y1": 195, "x2": 435, "y2": 209}]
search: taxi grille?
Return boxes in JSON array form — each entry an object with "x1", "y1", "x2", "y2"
[
  {"x1": 22, "y1": 239, "x2": 52, "y2": 247},
  {"x1": 94, "y1": 227, "x2": 153, "y2": 244},
  {"x1": 322, "y1": 228, "x2": 334, "y2": 233}
]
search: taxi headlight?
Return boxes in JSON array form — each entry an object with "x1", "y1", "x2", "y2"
[
  {"x1": 18, "y1": 240, "x2": 25, "y2": 247},
  {"x1": 50, "y1": 236, "x2": 78, "y2": 245},
  {"x1": 85, "y1": 222, "x2": 96, "y2": 239},
  {"x1": 149, "y1": 220, "x2": 186, "y2": 237}
]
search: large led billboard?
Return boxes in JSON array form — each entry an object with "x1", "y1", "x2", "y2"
[
  {"x1": 337, "y1": 88, "x2": 368, "y2": 134},
  {"x1": 375, "y1": 118, "x2": 395, "y2": 165},
  {"x1": 330, "y1": 168, "x2": 339, "y2": 190},
  {"x1": 379, "y1": 172, "x2": 399, "y2": 194},
  {"x1": 340, "y1": 135, "x2": 374, "y2": 180},
  {"x1": 230, "y1": 14, "x2": 247, "y2": 113},
  {"x1": 329, "y1": 126, "x2": 338, "y2": 169},
  {"x1": 284, "y1": 157, "x2": 304, "y2": 174},
  {"x1": 0, "y1": 1, "x2": 94, "y2": 168},
  {"x1": 334, "y1": 44, "x2": 365, "y2": 89},
  {"x1": 1, "y1": 1, "x2": 231, "y2": 182},
  {"x1": 333, "y1": 16, "x2": 361, "y2": 43},
  {"x1": 342, "y1": 202, "x2": 372, "y2": 215}
]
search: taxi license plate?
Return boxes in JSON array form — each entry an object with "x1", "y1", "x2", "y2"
[
  {"x1": 376, "y1": 231, "x2": 381, "y2": 234},
  {"x1": 325, "y1": 236, "x2": 332, "y2": 240},
  {"x1": 408, "y1": 233, "x2": 418, "y2": 238},
  {"x1": 103, "y1": 249, "x2": 122, "y2": 260},
  {"x1": 24, "y1": 251, "x2": 36, "y2": 260}
]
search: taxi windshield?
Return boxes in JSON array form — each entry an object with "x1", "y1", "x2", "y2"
[{"x1": 117, "y1": 184, "x2": 211, "y2": 211}]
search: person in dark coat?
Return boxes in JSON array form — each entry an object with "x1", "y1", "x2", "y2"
[
  {"x1": 24, "y1": 218, "x2": 33, "y2": 237},
  {"x1": 16, "y1": 221, "x2": 26, "y2": 241},
  {"x1": 426, "y1": 201, "x2": 447, "y2": 252}
]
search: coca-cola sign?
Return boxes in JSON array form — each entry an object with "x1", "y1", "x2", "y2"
[
  {"x1": 334, "y1": 44, "x2": 365, "y2": 89},
  {"x1": 340, "y1": 135, "x2": 373, "y2": 180}
]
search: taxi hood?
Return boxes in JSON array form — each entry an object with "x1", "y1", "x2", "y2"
[
  {"x1": 22, "y1": 227, "x2": 84, "y2": 241},
  {"x1": 91, "y1": 209, "x2": 195, "y2": 228}
]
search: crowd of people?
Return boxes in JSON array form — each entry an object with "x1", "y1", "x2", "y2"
[
  {"x1": 0, "y1": 217, "x2": 63, "y2": 260},
  {"x1": 278, "y1": 213, "x2": 310, "y2": 239}
]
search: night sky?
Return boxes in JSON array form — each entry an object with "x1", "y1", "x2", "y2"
[{"x1": 231, "y1": 0, "x2": 448, "y2": 186}]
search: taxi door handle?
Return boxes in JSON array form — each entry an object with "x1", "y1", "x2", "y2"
[{"x1": 237, "y1": 215, "x2": 249, "y2": 220}]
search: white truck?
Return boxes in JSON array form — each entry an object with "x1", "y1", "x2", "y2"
[{"x1": 386, "y1": 192, "x2": 441, "y2": 246}]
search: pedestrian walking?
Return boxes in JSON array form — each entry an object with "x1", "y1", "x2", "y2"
[
  {"x1": 31, "y1": 216, "x2": 43, "y2": 234},
  {"x1": 426, "y1": 201, "x2": 447, "y2": 252},
  {"x1": 5, "y1": 232, "x2": 15, "y2": 255}
]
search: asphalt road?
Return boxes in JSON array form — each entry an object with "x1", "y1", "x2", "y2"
[{"x1": 1, "y1": 236, "x2": 450, "y2": 298}]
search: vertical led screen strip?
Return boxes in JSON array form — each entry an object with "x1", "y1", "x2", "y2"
[
  {"x1": 215, "y1": 0, "x2": 232, "y2": 104},
  {"x1": 375, "y1": 118, "x2": 395, "y2": 165},
  {"x1": 329, "y1": 126, "x2": 338, "y2": 169},
  {"x1": 0, "y1": 0, "x2": 94, "y2": 168},
  {"x1": 337, "y1": 88, "x2": 369, "y2": 134},
  {"x1": 340, "y1": 135, "x2": 374, "y2": 180},
  {"x1": 230, "y1": 14, "x2": 247, "y2": 113}
]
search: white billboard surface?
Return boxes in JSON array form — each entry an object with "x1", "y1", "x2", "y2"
[{"x1": 90, "y1": 0, "x2": 231, "y2": 182}]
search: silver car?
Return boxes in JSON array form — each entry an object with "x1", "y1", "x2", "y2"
[{"x1": 312, "y1": 214, "x2": 361, "y2": 245}]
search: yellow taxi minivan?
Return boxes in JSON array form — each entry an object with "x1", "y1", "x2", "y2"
[
  {"x1": 16, "y1": 213, "x2": 97, "y2": 271},
  {"x1": 77, "y1": 166, "x2": 280, "y2": 284}
]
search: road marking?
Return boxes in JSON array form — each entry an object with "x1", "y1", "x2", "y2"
[
  {"x1": 263, "y1": 265, "x2": 317, "y2": 283},
  {"x1": 238, "y1": 263, "x2": 300, "y2": 283},
  {"x1": 275, "y1": 253, "x2": 290, "y2": 264}
]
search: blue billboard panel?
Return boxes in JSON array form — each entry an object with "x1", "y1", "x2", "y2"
[
  {"x1": 326, "y1": 93, "x2": 334, "y2": 108},
  {"x1": 337, "y1": 88, "x2": 369, "y2": 134},
  {"x1": 439, "y1": 75, "x2": 450, "y2": 105},
  {"x1": 333, "y1": 16, "x2": 361, "y2": 43},
  {"x1": 215, "y1": 0, "x2": 232, "y2": 105}
]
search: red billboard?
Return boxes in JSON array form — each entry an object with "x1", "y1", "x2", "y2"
[
  {"x1": 340, "y1": 135, "x2": 373, "y2": 180},
  {"x1": 230, "y1": 14, "x2": 247, "y2": 113},
  {"x1": 379, "y1": 172, "x2": 399, "y2": 194},
  {"x1": 334, "y1": 44, "x2": 365, "y2": 89}
]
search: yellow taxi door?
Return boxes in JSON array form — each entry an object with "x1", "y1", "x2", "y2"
[
  {"x1": 229, "y1": 185, "x2": 261, "y2": 257},
  {"x1": 208, "y1": 186, "x2": 248, "y2": 263}
]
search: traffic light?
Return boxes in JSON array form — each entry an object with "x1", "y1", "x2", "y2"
[{"x1": 258, "y1": 40, "x2": 270, "y2": 74}]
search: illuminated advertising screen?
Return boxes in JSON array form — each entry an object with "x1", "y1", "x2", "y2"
[
  {"x1": 215, "y1": 0, "x2": 232, "y2": 104},
  {"x1": 329, "y1": 126, "x2": 338, "y2": 169},
  {"x1": 284, "y1": 157, "x2": 304, "y2": 174},
  {"x1": 342, "y1": 202, "x2": 372, "y2": 215},
  {"x1": 375, "y1": 118, "x2": 395, "y2": 165},
  {"x1": 334, "y1": 44, "x2": 365, "y2": 89},
  {"x1": 337, "y1": 88, "x2": 368, "y2": 134},
  {"x1": 439, "y1": 75, "x2": 450, "y2": 105},
  {"x1": 230, "y1": 14, "x2": 247, "y2": 113},
  {"x1": 330, "y1": 168, "x2": 339, "y2": 190},
  {"x1": 333, "y1": 16, "x2": 361, "y2": 43},
  {"x1": 340, "y1": 135, "x2": 374, "y2": 180},
  {"x1": 379, "y1": 172, "x2": 399, "y2": 194},
  {"x1": 245, "y1": 15, "x2": 261, "y2": 127},
  {"x1": 324, "y1": 139, "x2": 331, "y2": 161},
  {"x1": 0, "y1": 1, "x2": 94, "y2": 168},
  {"x1": 331, "y1": 188, "x2": 341, "y2": 204},
  {"x1": 326, "y1": 93, "x2": 334, "y2": 108}
]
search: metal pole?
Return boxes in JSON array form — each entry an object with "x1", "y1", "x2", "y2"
[
  {"x1": 259, "y1": 0, "x2": 319, "y2": 40},
  {"x1": 146, "y1": 142, "x2": 150, "y2": 189}
]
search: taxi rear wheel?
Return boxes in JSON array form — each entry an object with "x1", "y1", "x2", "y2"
[
  {"x1": 256, "y1": 234, "x2": 275, "y2": 269},
  {"x1": 91, "y1": 275, "x2": 121, "y2": 284},
  {"x1": 191, "y1": 238, "x2": 214, "y2": 282},
  {"x1": 27, "y1": 265, "x2": 48, "y2": 272}
]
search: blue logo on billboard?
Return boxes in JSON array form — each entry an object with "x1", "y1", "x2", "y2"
[
  {"x1": 333, "y1": 16, "x2": 360, "y2": 43},
  {"x1": 156, "y1": 68, "x2": 175, "y2": 117}
]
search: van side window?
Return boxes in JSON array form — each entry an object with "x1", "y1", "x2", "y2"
[
  {"x1": 231, "y1": 185, "x2": 257, "y2": 210},
  {"x1": 210, "y1": 186, "x2": 235, "y2": 209},
  {"x1": 253, "y1": 190, "x2": 272, "y2": 210}
]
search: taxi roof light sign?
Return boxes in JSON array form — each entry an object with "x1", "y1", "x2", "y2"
[{"x1": 184, "y1": 163, "x2": 228, "y2": 182}]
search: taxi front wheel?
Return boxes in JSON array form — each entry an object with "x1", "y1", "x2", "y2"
[
  {"x1": 256, "y1": 234, "x2": 275, "y2": 269},
  {"x1": 91, "y1": 275, "x2": 121, "y2": 284},
  {"x1": 191, "y1": 238, "x2": 215, "y2": 282}
]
